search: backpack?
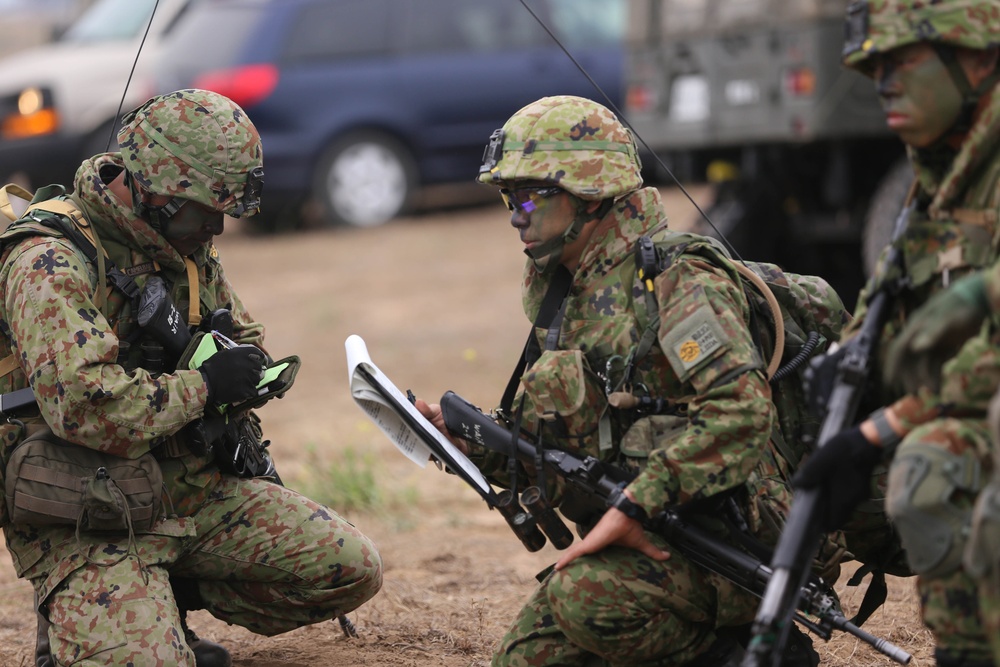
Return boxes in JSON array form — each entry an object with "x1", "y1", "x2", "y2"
[
  {"x1": 634, "y1": 230, "x2": 909, "y2": 624},
  {"x1": 632, "y1": 230, "x2": 849, "y2": 468}
]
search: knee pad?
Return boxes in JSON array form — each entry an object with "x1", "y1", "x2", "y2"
[
  {"x1": 886, "y1": 442, "x2": 982, "y2": 578},
  {"x1": 964, "y1": 477, "x2": 1000, "y2": 578}
]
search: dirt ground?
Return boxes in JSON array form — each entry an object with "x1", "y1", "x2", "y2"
[{"x1": 0, "y1": 185, "x2": 934, "y2": 666}]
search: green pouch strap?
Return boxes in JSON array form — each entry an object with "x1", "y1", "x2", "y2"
[{"x1": 177, "y1": 330, "x2": 214, "y2": 370}]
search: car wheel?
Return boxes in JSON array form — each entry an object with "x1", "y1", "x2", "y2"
[
  {"x1": 862, "y1": 158, "x2": 913, "y2": 278},
  {"x1": 312, "y1": 131, "x2": 417, "y2": 228}
]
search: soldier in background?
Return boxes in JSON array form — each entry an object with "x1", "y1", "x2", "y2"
[
  {"x1": 417, "y1": 94, "x2": 847, "y2": 666},
  {"x1": 791, "y1": 2, "x2": 1000, "y2": 665},
  {"x1": 0, "y1": 89, "x2": 382, "y2": 666}
]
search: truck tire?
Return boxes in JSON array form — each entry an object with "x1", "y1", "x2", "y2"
[{"x1": 862, "y1": 158, "x2": 913, "y2": 277}]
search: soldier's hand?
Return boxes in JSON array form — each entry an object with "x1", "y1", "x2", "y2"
[
  {"x1": 414, "y1": 398, "x2": 470, "y2": 455},
  {"x1": 884, "y1": 273, "x2": 989, "y2": 394},
  {"x1": 792, "y1": 426, "x2": 882, "y2": 532},
  {"x1": 554, "y1": 492, "x2": 670, "y2": 571},
  {"x1": 200, "y1": 345, "x2": 266, "y2": 407}
]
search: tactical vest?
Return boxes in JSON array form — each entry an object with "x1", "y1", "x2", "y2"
[
  {"x1": 505, "y1": 227, "x2": 849, "y2": 590},
  {"x1": 0, "y1": 184, "x2": 215, "y2": 389},
  {"x1": 872, "y1": 157, "x2": 1000, "y2": 328},
  {"x1": 0, "y1": 184, "x2": 215, "y2": 529}
]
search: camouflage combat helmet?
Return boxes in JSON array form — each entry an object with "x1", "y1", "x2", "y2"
[
  {"x1": 478, "y1": 95, "x2": 642, "y2": 201},
  {"x1": 117, "y1": 89, "x2": 264, "y2": 220},
  {"x1": 844, "y1": 0, "x2": 1000, "y2": 74}
]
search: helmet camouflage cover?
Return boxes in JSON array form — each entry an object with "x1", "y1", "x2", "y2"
[
  {"x1": 478, "y1": 95, "x2": 642, "y2": 201},
  {"x1": 117, "y1": 89, "x2": 264, "y2": 217},
  {"x1": 844, "y1": 0, "x2": 1000, "y2": 75}
]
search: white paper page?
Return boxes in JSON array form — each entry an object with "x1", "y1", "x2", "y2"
[{"x1": 345, "y1": 335, "x2": 492, "y2": 495}]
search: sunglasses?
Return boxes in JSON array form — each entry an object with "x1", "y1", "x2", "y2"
[{"x1": 499, "y1": 186, "x2": 563, "y2": 213}]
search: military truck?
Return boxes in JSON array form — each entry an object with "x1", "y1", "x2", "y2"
[{"x1": 624, "y1": 0, "x2": 910, "y2": 308}]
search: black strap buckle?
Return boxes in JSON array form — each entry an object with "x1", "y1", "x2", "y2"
[
  {"x1": 843, "y1": 1, "x2": 870, "y2": 58},
  {"x1": 479, "y1": 128, "x2": 506, "y2": 180},
  {"x1": 232, "y1": 166, "x2": 264, "y2": 218}
]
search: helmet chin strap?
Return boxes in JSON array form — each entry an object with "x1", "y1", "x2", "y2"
[
  {"x1": 524, "y1": 198, "x2": 615, "y2": 272},
  {"x1": 524, "y1": 215, "x2": 586, "y2": 271},
  {"x1": 930, "y1": 44, "x2": 1000, "y2": 140},
  {"x1": 124, "y1": 170, "x2": 184, "y2": 234}
]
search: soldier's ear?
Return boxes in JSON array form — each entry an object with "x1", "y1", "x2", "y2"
[{"x1": 960, "y1": 45, "x2": 999, "y2": 86}]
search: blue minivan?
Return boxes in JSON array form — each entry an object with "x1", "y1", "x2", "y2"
[{"x1": 154, "y1": 0, "x2": 624, "y2": 230}]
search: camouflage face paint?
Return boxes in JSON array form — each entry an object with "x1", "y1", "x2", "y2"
[
  {"x1": 875, "y1": 43, "x2": 963, "y2": 147},
  {"x1": 162, "y1": 200, "x2": 225, "y2": 256},
  {"x1": 511, "y1": 189, "x2": 582, "y2": 267}
]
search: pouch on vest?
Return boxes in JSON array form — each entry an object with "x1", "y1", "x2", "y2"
[
  {"x1": 520, "y1": 349, "x2": 611, "y2": 460},
  {"x1": 5, "y1": 426, "x2": 163, "y2": 532},
  {"x1": 619, "y1": 413, "x2": 687, "y2": 471}
]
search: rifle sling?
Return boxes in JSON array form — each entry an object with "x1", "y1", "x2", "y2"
[{"x1": 499, "y1": 265, "x2": 573, "y2": 415}]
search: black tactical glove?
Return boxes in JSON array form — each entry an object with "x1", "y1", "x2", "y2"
[
  {"x1": 199, "y1": 345, "x2": 266, "y2": 408},
  {"x1": 792, "y1": 426, "x2": 882, "y2": 532}
]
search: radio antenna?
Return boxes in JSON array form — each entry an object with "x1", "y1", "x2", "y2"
[
  {"x1": 103, "y1": 0, "x2": 161, "y2": 153},
  {"x1": 516, "y1": 0, "x2": 743, "y2": 262}
]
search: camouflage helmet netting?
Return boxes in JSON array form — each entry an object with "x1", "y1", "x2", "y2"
[
  {"x1": 117, "y1": 89, "x2": 263, "y2": 217},
  {"x1": 844, "y1": 0, "x2": 1000, "y2": 75},
  {"x1": 478, "y1": 95, "x2": 642, "y2": 201}
]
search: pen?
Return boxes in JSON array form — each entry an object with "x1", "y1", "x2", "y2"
[{"x1": 211, "y1": 330, "x2": 240, "y2": 350}]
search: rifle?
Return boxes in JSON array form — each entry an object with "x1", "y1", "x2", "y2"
[
  {"x1": 740, "y1": 201, "x2": 915, "y2": 667},
  {"x1": 439, "y1": 390, "x2": 912, "y2": 664}
]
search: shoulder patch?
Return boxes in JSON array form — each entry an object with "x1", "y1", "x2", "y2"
[{"x1": 661, "y1": 304, "x2": 729, "y2": 381}]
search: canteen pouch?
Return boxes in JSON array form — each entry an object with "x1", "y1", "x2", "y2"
[
  {"x1": 619, "y1": 414, "x2": 688, "y2": 471},
  {"x1": 520, "y1": 349, "x2": 610, "y2": 459},
  {"x1": 5, "y1": 426, "x2": 163, "y2": 532}
]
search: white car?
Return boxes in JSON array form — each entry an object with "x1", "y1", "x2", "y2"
[{"x1": 0, "y1": 0, "x2": 192, "y2": 191}]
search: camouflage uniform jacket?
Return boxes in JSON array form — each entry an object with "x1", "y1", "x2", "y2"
[
  {"x1": 0, "y1": 154, "x2": 264, "y2": 559},
  {"x1": 474, "y1": 187, "x2": 797, "y2": 541},
  {"x1": 853, "y1": 83, "x2": 1000, "y2": 426}
]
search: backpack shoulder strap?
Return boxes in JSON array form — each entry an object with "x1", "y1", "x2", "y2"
[
  {"x1": 0, "y1": 183, "x2": 33, "y2": 222},
  {"x1": 632, "y1": 233, "x2": 784, "y2": 380},
  {"x1": 0, "y1": 195, "x2": 142, "y2": 381}
]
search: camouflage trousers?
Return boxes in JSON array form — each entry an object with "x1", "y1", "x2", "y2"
[
  {"x1": 4, "y1": 476, "x2": 383, "y2": 667},
  {"x1": 492, "y1": 532, "x2": 758, "y2": 667},
  {"x1": 887, "y1": 418, "x2": 994, "y2": 664}
]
